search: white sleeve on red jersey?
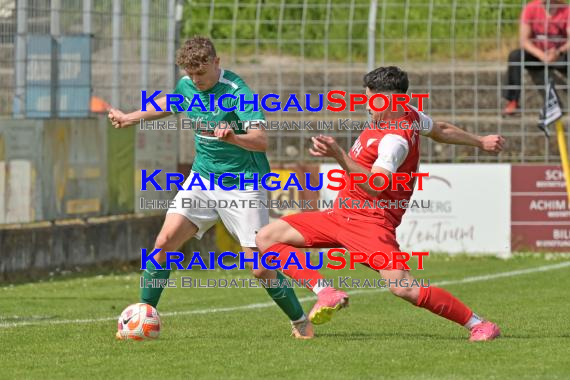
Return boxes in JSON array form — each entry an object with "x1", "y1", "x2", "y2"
[
  {"x1": 373, "y1": 134, "x2": 409, "y2": 173},
  {"x1": 409, "y1": 105, "x2": 433, "y2": 136}
]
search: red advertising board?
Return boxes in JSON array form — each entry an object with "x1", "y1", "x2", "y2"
[{"x1": 511, "y1": 165, "x2": 570, "y2": 252}]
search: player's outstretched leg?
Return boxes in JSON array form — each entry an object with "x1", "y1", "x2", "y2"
[
  {"x1": 380, "y1": 269, "x2": 500, "y2": 342},
  {"x1": 116, "y1": 214, "x2": 198, "y2": 340},
  {"x1": 140, "y1": 214, "x2": 197, "y2": 308},
  {"x1": 256, "y1": 218, "x2": 349, "y2": 326},
  {"x1": 243, "y1": 247, "x2": 313, "y2": 339}
]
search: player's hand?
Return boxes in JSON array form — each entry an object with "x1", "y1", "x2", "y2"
[
  {"x1": 108, "y1": 108, "x2": 135, "y2": 129},
  {"x1": 480, "y1": 135, "x2": 505, "y2": 153},
  {"x1": 310, "y1": 135, "x2": 343, "y2": 159},
  {"x1": 214, "y1": 122, "x2": 235, "y2": 141}
]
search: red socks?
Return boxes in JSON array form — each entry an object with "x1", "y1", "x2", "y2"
[
  {"x1": 263, "y1": 243, "x2": 473, "y2": 328},
  {"x1": 264, "y1": 243, "x2": 324, "y2": 290},
  {"x1": 416, "y1": 286, "x2": 473, "y2": 326}
]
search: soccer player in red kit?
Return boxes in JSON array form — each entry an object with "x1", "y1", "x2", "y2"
[{"x1": 255, "y1": 66, "x2": 505, "y2": 341}]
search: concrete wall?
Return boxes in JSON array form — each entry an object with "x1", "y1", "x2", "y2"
[{"x1": 0, "y1": 213, "x2": 218, "y2": 281}]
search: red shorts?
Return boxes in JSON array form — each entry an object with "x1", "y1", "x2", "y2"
[{"x1": 282, "y1": 209, "x2": 407, "y2": 270}]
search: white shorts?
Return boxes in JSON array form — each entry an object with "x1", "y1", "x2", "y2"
[{"x1": 166, "y1": 172, "x2": 269, "y2": 247}]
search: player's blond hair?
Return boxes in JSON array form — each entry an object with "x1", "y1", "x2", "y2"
[{"x1": 176, "y1": 36, "x2": 217, "y2": 71}]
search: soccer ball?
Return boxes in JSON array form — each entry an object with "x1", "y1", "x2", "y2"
[{"x1": 116, "y1": 303, "x2": 160, "y2": 340}]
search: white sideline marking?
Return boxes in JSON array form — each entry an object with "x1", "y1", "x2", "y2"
[{"x1": 1, "y1": 261, "x2": 569, "y2": 329}]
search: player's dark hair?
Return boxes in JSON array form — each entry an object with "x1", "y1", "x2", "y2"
[
  {"x1": 363, "y1": 66, "x2": 409, "y2": 93},
  {"x1": 176, "y1": 36, "x2": 217, "y2": 71}
]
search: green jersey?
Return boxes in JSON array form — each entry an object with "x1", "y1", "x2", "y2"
[{"x1": 170, "y1": 69, "x2": 270, "y2": 187}]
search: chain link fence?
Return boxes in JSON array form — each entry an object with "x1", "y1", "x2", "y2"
[
  {"x1": 0, "y1": 0, "x2": 180, "y2": 224},
  {"x1": 1, "y1": 0, "x2": 568, "y2": 164},
  {"x1": 0, "y1": 0, "x2": 178, "y2": 118},
  {"x1": 181, "y1": 0, "x2": 569, "y2": 164}
]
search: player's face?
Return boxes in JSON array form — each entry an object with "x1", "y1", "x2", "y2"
[
  {"x1": 365, "y1": 87, "x2": 389, "y2": 122},
  {"x1": 186, "y1": 57, "x2": 221, "y2": 91}
]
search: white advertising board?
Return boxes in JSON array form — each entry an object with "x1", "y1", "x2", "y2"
[{"x1": 320, "y1": 163, "x2": 511, "y2": 256}]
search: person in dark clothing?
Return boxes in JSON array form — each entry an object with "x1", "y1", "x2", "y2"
[{"x1": 503, "y1": 0, "x2": 570, "y2": 116}]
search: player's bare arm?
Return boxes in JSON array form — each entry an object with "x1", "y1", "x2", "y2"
[
  {"x1": 427, "y1": 121, "x2": 505, "y2": 153},
  {"x1": 108, "y1": 96, "x2": 171, "y2": 129},
  {"x1": 520, "y1": 22, "x2": 548, "y2": 62},
  {"x1": 555, "y1": 21, "x2": 570, "y2": 56},
  {"x1": 214, "y1": 122, "x2": 268, "y2": 152},
  {"x1": 310, "y1": 134, "x2": 388, "y2": 197}
]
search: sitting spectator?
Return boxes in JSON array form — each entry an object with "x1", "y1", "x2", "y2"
[{"x1": 503, "y1": 0, "x2": 570, "y2": 116}]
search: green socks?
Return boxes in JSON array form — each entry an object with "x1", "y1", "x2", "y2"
[
  {"x1": 263, "y1": 271, "x2": 305, "y2": 322},
  {"x1": 140, "y1": 261, "x2": 171, "y2": 308},
  {"x1": 140, "y1": 263, "x2": 303, "y2": 322}
]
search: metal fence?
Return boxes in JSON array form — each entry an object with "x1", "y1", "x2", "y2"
[
  {"x1": 181, "y1": 0, "x2": 569, "y2": 164},
  {"x1": 1, "y1": 0, "x2": 568, "y2": 164},
  {"x1": 0, "y1": 0, "x2": 179, "y2": 117},
  {"x1": 0, "y1": 0, "x2": 180, "y2": 225}
]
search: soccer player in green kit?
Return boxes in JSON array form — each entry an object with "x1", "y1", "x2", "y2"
[{"x1": 108, "y1": 36, "x2": 313, "y2": 339}]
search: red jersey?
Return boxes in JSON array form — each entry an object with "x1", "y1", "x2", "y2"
[
  {"x1": 333, "y1": 107, "x2": 432, "y2": 229},
  {"x1": 521, "y1": 0, "x2": 570, "y2": 51}
]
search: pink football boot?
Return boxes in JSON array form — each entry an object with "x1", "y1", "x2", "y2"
[
  {"x1": 308, "y1": 288, "x2": 349, "y2": 325},
  {"x1": 469, "y1": 321, "x2": 501, "y2": 342}
]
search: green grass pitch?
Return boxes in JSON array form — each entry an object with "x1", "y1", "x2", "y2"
[{"x1": 1, "y1": 254, "x2": 569, "y2": 379}]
